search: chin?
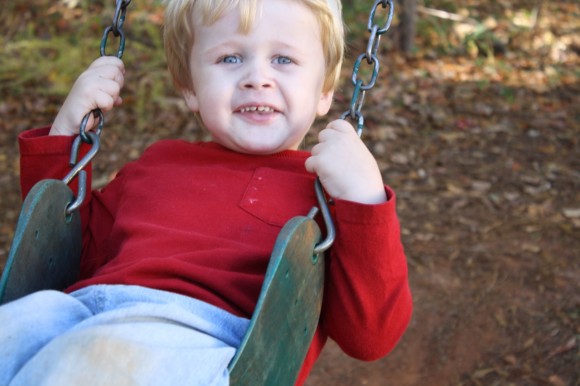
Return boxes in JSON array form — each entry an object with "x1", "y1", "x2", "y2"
[
  {"x1": 236, "y1": 139, "x2": 290, "y2": 155},
  {"x1": 241, "y1": 146, "x2": 283, "y2": 155}
]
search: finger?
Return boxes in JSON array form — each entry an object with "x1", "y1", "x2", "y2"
[
  {"x1": 93, "y1": 91, "x2": 117, "y2": 113},
  {"x1": 317, "y1": 129, "x2": 349, "y2": 149},
  {"x1": 304, "y1": 157, "x2": 314, "y2": 173},
  {"x1": 77, "y1": 69, "x2": 124, "y2": 96},
  {"x1": 115, "y1": 70, "x2": 125, "y2": 88},
  {"x1": 309, "y1": 142, "x2": 322, "y2": 156},
  {"x1": 93, "y1": 65, "x2": 125, "y2": 84},
  {"x1": 89, "y1": 56, "x2": 125, "y2": 72},
  {"x1": 94, "y1": 66, "x2": 123, "y2": 92},
  {"x1": 304, "y1": 156, "x2": 316, "y2": 174},
  {"x1": 318, "y1": 121, "x2": 355, "y2": 142},
  {"x1": 85, "y1": 63, "x2": 125, "y2": 89},
  {"x1": 96, "y1": 78, "x2": 122, "y2": 99},
  {"x1": 317, "y1": 128, "x2": 332, "y2": 142},
  {"x1": 328, "y1": 119, "x2": 356, "y2": 133},
  {"x1": 317, "y1": 127, "x2": 342, "y2": 143}
]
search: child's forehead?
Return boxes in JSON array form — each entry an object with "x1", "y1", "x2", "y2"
[
  {"x1": 193, "y1": 0, "x2": 322, "y2": 46},
  {"x1": 192, "y1": 0, "x2": 337, "y2": 29}
]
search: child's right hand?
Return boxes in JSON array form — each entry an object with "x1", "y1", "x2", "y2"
[{"x1": 50, "y1": 56, "x2": 125, "y2": 136}]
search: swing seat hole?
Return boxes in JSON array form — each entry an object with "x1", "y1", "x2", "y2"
[
  {"x1": 311, "y1": 254, "x2": 319, "y2": 264},
  {"x1": 34, "y1": 229, "x2": 40, "y2": 239},
  {"x1": 285, "y1": 270, "x2": 290, "y2": 279},
  {"x1": 64, "y1": 209, "x2": 74, "y2": 224},
  {"x1": 303, "y1": 327, "x2": 308, "y2": 336},
  {"x1": 48, "y1": 257, "x2": 54, "y2": 268}
]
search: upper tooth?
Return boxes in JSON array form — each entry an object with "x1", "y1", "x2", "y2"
[{"x1": 241, "y1": 106, "x2": 272, "y2": 113}]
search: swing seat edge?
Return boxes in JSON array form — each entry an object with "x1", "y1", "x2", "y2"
[
  {"x1": 228, "y1": 215, "x2": 324, "y2": 386},
  {"x1": 0, "y1": 179, "x2": 81, "y2": 305}
]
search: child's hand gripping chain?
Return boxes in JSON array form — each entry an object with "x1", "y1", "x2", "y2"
[
  {"x1": 305, "y1": 119, "x2": 387, "y2": 205},
  {"x1": 50, "y1": 56, "x2": 125, "y2": 137}
]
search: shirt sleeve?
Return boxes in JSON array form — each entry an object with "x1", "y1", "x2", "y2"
[
  {"x1": 319, "y1": 186, "x2": 413, "y2": 360},
  {"x1": 18, "y1": 127, "x2": 86, "y2": 198},
  {"x1": 18, "y1": 127, "x2": 115, "y2": 278}
]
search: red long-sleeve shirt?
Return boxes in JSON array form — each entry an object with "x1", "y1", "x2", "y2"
[{"x1": 18, "y1": 127, "x2": 412, "y2": 385}]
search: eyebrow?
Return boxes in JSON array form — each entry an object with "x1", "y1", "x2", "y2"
[{"x1": 200, "y1": 39, "x2": 308, "y2": 60}]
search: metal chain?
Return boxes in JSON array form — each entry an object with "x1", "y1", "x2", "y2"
[
  {"x1": 313, "y1": 0, "x2": 394, "y2": 254},
  {"x1": 63, "y1": 0, "x2": 132, "y2": 214},
  {"x1": 340, "y1": 0, "x2": 395, "y2": 136},
  {"x1": 101, "y1": 0, "x2": 132, "y2": 58}
]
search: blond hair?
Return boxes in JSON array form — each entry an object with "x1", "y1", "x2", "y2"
[{"x1": 163, "y1": 0, "x2": 344, "y2": 93}]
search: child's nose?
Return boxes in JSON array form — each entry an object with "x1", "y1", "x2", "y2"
[{"x1": 241, "y1": 61, "x2": 274, "y2": 90}]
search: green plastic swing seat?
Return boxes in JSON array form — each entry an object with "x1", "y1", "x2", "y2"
[
  {"x1": 0, "y1": 180, "x2": 81, "y2": 303},
  {"x1": 0, "y1": 178, "x2": 325, "y2": 386}
]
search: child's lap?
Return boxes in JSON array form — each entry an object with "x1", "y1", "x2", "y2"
[
  {"x1": 0, "y1": 285, "x2": 249, "y2": 386},
  {"x1": 11, "y1": 314, "x2": 236, "y2": 386}
]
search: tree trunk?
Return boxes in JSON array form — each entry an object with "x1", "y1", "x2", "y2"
[{"x1": 398, "y1": 0, "x2": 417, "y2": 54}]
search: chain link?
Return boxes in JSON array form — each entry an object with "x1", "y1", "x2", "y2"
[
  {"x1": 342, "y1": 0, "x2": 394, "y2": 138},
  {"x1": 112, "y1": 0, "x2": 132, "y2": 35},
  {"x1": 64, "y1": 0, "x2": 132, "y2": 214},
  {"x1": 100, "y1": 0, "x2": 131, "y2": 58},
  {"x1": 368, "y1": 0, "x2": 395, "y2": 34}
]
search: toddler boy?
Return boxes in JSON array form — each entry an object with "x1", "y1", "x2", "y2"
[{"x1": 0, "y1": 0, "x2": 412, "y2": 385}]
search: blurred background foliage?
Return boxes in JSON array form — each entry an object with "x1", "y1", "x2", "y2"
[{"x1": 1, "y1": 0, "x2": 577, "y2": 99}]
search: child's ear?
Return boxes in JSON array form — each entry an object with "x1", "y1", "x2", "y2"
[
  {"x1": 316, "y1": 90, "x2": 334, "y2": 116},
  {"x1": 182, "y1": 89, "x2": 199, "y2": 112}
]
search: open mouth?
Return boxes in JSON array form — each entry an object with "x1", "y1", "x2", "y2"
[{"x1": 237, "y1": 106, "x2": 276, "y2": 114}]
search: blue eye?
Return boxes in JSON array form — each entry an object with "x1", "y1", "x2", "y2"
[
  {"x1": 221, "y1": 55, "x2": 242, "y2": 64},
  {"x1": 274, "y1": 56, "x2": 292, "y2": 64}
]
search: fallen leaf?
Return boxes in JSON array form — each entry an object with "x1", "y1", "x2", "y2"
[
  {"x1": 472, "y1": 180, "x2": 492, "y2": 193},
  {"x1": 521, "y1": 243, "x2": 541, "y2": 253},
  {"x1": 494, "y1": 310, "x2": 507, "y2": 327},
  {"x1": 547, "y1": 337, "x2": 577, "y2": 359},
  {"x1": 472, "y1": 367, "x2": 496, "y2": 378},
  {"x1": 503, "y1": 354, "x2": 517, "y2": 365},
  {"x1": 548, "y1": 374, "x2": 567, "y2": 386},
  {"x1": 562, "y1": 208, "x2": 580, "y2": 218}
]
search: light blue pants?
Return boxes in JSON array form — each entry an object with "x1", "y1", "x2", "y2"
[{"x1": 0, "y1": 285, "x2": 249, "y2": 386}]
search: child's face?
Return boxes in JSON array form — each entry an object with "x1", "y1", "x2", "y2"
[{"x1": 183, "y1": 0, "x2": 334, "y2": 154}]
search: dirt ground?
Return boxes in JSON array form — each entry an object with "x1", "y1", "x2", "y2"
[
  {"x1": 305, "y1": 69, "x2": 580, "y2": 385},
  {"x1": 0, "y1": 1, "x2": 578, "y2": 385}
]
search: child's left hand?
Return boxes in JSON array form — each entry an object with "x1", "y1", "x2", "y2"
[{"x1": 305, "y1": 119, "x2": 387, "y2": 205}]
